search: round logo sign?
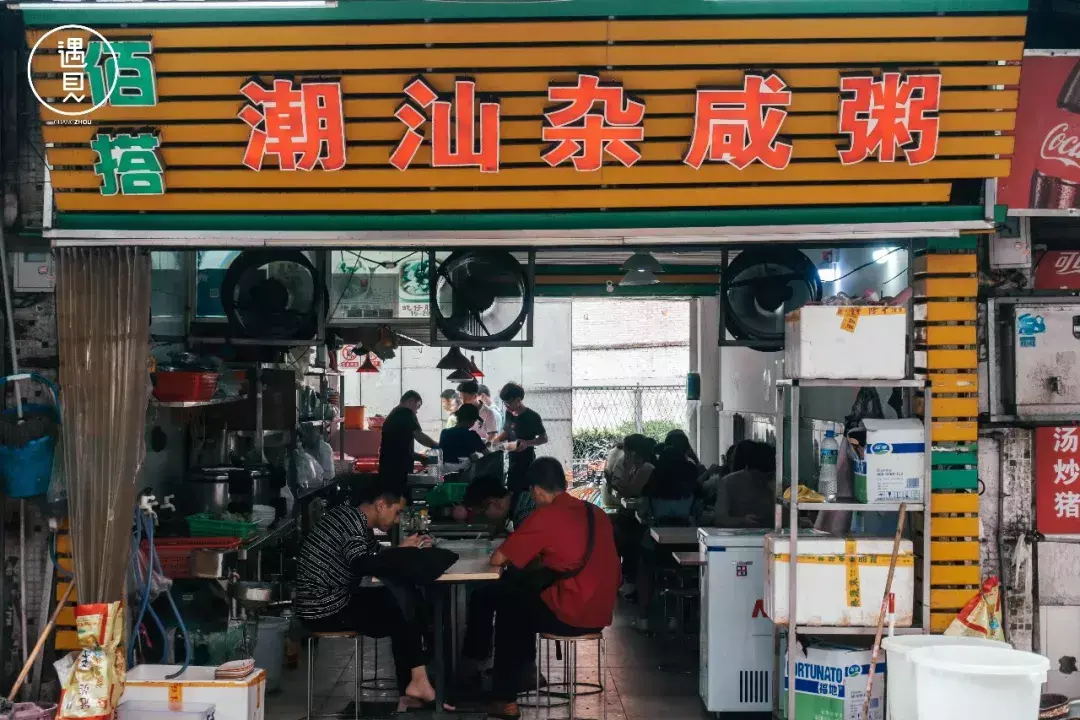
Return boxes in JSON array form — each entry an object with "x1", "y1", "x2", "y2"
[{"x1": 27, "y1": 25, "x2": 119, "y2": 118}]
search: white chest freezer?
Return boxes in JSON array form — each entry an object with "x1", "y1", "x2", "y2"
[{"x1": 699, "y1": 527, "x2": 773, "y2": 713}]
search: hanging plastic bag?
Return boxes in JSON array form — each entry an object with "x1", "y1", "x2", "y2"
[
  {"x1": 944, "y1": 576, "x2": 1005, "y2": 641},
  {"x1": 291, "y1": 448, "x2": 319, "y2": 491},
  {"x1": 315, "y1": 439, "x2": 334, "y2": 481}
]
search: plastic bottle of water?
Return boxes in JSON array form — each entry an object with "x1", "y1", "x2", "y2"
[{"x1": 818, "y1": 430, "x2": 839, "y2": 502}]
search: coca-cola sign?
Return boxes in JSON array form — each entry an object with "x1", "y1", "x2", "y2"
[
  {"x1": 1000, "y1": 56, "x2": 1080, "y2": 213},
  {"x1": 1035, "y1": 250, "x2": 1080, "y2": 290},
  {"x1": 1042, "y1": 123, "x2": 1080, "y2": 171}
]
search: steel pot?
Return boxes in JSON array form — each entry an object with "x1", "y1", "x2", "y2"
[
  {"x1": 1041, "y1": 694, "x2": 1071, "y2": 720},
  {"x1": 233, "y1": 581, "x2": 276, "y2": 612}
]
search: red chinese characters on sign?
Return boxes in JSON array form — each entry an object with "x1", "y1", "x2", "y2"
[
  {"x1": 390, "y1": 76, "x2": 501, "y2": 173},
  {"x1": 238, "y1": 79, "x2": 347, "y2": 172},
  {"x1": 541, "y1": 74, "x2": 645, "y2": 172},
  {"x1": 1034, "y1": 250, "x2": 1080, "y2": 291},
  {"x1": 1037, "y1": 426, "x2": 1080, "y2": 534},
  {"x1": 838, "y1": 71, "x2": 942, "y2": 166},
  {"x1": 683, "y1": 73, "x2": 793, "y2": 171}
]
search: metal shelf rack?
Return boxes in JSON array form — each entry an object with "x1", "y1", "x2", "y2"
[{"x1": 772, "y1": 377, "x2": 932, "y2": 719}]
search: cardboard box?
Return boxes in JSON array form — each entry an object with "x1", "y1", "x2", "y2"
[
  {"x1": 122, "y1": 666, "x2": 266, "y2": 720},
  {"x1": 765, "y1": 535, "x2": 914, "y2": 627},
  {"x1": 783, "y1": 645, "x2": 886, "y2": 720},
  {"x1": 784, "y1": 306, "x2": 907, "y2": 380},
  {"x1": 854, "y1": 419, "x2": 925, "y2": 504}
]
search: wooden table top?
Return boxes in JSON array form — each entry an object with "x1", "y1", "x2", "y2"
[
  {"x1": 672, "y1": 551, "x2": 705, "y2": 567},
  {"x1": 433, "y1": 539, "x2": 502, "y2": 582},
  {"x1": 650, "y1": 526, "x2": 700, "y2": 545}
]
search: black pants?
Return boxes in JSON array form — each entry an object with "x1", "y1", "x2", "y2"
[
  {"x1": 302, "y1": 588, "x2": 427, "y2": 693},
  {"x1": 462, "y1": 583, "x2": 500, "y2": 662},
  {"x1": 491, "y1": 584, "x2": 600, "y2": 702},
  {"x1": 612, "y1": 511, "x2": 643, "y2": 582}
]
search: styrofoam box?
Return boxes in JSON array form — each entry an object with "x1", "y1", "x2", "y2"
[
  {"x1": 122, "y1": 666, "x2": 265, "y2": 720},
  {"x1": 117, "y1": 700, "x2": 215, "y2": 720},
  {"x1": 784, "y1": 306, "x2": 907, "y2": 380},
  {"x1": 765, "y1": 535, "x2": 914, "y2": 627}
]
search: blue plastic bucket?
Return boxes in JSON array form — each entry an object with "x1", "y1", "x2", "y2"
[{"x1": 0, "y1": 373, "x2": 60, "y2": 499}]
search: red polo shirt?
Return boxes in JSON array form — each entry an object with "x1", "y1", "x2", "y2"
[{"x1": 498, "y1": 492, "x2": 620, "y2": 629}]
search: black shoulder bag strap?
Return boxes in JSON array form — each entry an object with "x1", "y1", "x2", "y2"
[{"x1": 509, "y1": 502, "x2": 597, "y2": 592}]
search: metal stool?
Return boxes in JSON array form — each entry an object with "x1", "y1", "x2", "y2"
[
  {"x1": 525, "y1": 632, "x2": 605, "y2": 720},
  {"x1": 357, "y1": 637, "x2": 396, "y2": 692},
  {"x1": 306, "y1": 631, "x2": 360, "y2": 720}
]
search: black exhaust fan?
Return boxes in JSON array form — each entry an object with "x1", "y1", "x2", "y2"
[
  {"x1": 432, "y1": 250, "x2": 532, "y2": 348},
  {"x1": 220, "y1": 250, "x2": 327, "y2": 341},
  {"x1": 722, "y1": 248, "x2": 822, "y2": 352}
]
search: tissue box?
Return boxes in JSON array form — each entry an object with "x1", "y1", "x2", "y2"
[
  {"x1": 783, "y1": 645, "x2": 886, "y2": 720},
  {"x1": 784, "y1": 306, "x2": 907, "y2": 379},
  {"x1": 765, "y1": 535, "x2": 914, "y2": 627},
  {"x1": 855, "y1": 419, "x2": 925, "y2": 504}
]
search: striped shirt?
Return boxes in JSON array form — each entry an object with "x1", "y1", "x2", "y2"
[{"x1": 295, "y1": 504, "x2": 380, "y2": 620}]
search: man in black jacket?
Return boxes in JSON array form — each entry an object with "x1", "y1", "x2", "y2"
[{"x1": 296, "y1": 478, "x2": 436, "y2": 711}]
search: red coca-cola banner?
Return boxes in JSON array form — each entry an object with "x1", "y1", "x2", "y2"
[
  {"x1": 1035, "y1": 250, "x2": 1080, "y2": 289},
  {"x1": 1000, "y1": 56, "x2": 1080, "y2": 212}
]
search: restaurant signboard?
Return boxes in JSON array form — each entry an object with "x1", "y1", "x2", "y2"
[
  {"x1": 1037, "y1": 426, "x2": 1080, "y2": 535},
  {"x1": 24, "y1": 11, "x2": 1025, "y2": 229}
]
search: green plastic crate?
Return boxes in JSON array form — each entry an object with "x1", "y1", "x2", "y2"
[
  {"x1": 185, "y1": 513, "x2": 260, "y2": 539},
  {"x1": 424, "y1": 482, "x2": 468, "y2": 508}
]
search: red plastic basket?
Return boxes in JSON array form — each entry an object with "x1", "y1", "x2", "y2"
[
  {"x1": 141, "y1": 536, "x2": 241, "y2": 579},
  {"x1": 152, "y1": 371, "x2": 220, "y2": 403}
]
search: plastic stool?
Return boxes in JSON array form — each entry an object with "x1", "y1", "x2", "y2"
[
  {"x1": 529, "y1": 632, "x2": 605, "y2": 720},
  {"x1": 306, "y1": 631, "x2": 359, "y2": 720}
]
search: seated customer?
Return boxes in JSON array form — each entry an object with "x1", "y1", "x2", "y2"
[
  {"x1": 486, "y1": 458, "x2": 620, "y2": 720},
  {"x1": 295, "y1": 478, "x2": 436, "y2": 712},
  {"x1": 463, "y1": 475, "x2": 535, "y2": 533},
  {"x1": 439, "y1": 404, "x2": 489, "y2": 465},
  {"x1": 702, "y1": 440, "x2": 775, "y2": 528}
]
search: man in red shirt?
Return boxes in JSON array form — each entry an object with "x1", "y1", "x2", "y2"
[{"x1": 486, "y1": 458, "x2": 620, "y2": 719}]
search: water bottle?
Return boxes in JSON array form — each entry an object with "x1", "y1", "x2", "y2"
[{"x1": 819, "y1": 430, "x2": 839, "y2": 502}]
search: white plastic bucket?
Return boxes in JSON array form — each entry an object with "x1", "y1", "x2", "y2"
[
  {"x1": 881, "y1": 635, "x2": 1009, "y2": 720},
  {"x1": 909, "y1": 645, "x2": 1049, "y2": 720},
  {"x1": 252, "y1": 617, "x2": 290, "y2": 693}
]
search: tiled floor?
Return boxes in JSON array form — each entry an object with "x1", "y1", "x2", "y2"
[{"x1": 266, "y1": 601, "x2": 712, "y2": 720}]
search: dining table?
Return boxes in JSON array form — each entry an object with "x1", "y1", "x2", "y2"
[{"x1": 430, "y1": 539, "x2": 502, "y2": 710}]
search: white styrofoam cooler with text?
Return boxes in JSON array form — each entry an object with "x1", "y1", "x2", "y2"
[
  {"x1": 784, "y1": 306, "x2": 907, "y2": 379},
  {"x1": 122, "y1": 666, "x2": 265, "y2": 720},
  {"x1": 765, "y1": 535, "x2": 914, "y2": 627}
]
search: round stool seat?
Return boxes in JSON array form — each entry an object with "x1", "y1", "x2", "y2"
[
  {"x1": 540, "y1": 633, "x2": 603, "y2": 642},
  {"x1": 310, "y1": 630, "x2": 358, "y2": 639}
]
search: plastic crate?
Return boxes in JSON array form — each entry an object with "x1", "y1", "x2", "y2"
[
  {"x1": 185, "y1": 514, "x2": 260, "y2": 539},
  {"x1": 142, "y1": 537, "x2": 242, "y2": 579},
  {"x1": 424, "y1": 482, "x2": 468, "y2": 508}
]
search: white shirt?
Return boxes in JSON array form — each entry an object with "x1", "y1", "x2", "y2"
[{"x1": 476, "y1": 403, "x2": 498, "y2": 440}]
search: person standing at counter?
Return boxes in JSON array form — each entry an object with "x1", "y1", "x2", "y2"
[
  {"x1": 478, "y1": 384, "x2": 502, "y2": 435},
  {"x1": 494, "y1": 382, "x2": 548, "y2": 497},
  {"x1": 379, "y1": 391, "x2": 439, "y2": 496},
  {"x1": 457, "y1": 380, "x2": 498, "y2": 442},
  {"x1": 439, "y1": 404, "x2": 489, "y2": 465},
  {"x1": 441, "y1": 389, "x2": 461, "y2": 430}
]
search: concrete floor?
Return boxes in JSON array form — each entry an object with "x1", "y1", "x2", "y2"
[{"x1": 266, "y1": 600, "x2": 710, "y2": 720}]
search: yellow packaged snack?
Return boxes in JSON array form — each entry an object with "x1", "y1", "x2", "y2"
[{"x1": 58, "y1": 601, "x2": 126, "y2": 720}]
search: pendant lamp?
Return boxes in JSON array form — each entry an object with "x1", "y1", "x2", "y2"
[
  {"x1": 619, "y1": 269, "x2": 660, "y2": 287},
  {"x1": 621, "y1": 251, "x2": 663, "y2": 274},
  {"x1": 436, "y1": 346, "x2": 472, "y2": 372},
  {"x1": 469, "y1": 355, "x2": 484, "y2": 378},
  {"x1": 358, "y1": 354, "x2": 379, "y2": 373},
  {"x1": 447, "y1": 368, "x2": 474, "y2": 382}
]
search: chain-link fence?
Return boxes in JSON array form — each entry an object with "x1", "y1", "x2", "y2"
[{"x1": 528, "y1": 385, "x2": 688, "y2": 485}]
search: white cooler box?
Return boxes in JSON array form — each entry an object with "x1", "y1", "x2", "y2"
[
  {"x1": 765, "y1": 535, "x2": 914, "y2": 627},
  {"x1": 784, "y1": 305, "x2": 907, "y2": 380},
  {"x1": 122, "y1": 666, "x2": 266, "y2": 720}
]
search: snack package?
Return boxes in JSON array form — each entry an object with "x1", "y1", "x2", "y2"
[
  {"x1": 58, "y1": 601, "x2": 126, "y2": 720},
  {"x1": 944, "y1": 576, "x2": 1004, "y2": 641}
]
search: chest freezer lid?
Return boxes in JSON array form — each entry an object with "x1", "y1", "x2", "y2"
[{"x1": 698, "y1": 527, "x2": 771, "y2": 548}]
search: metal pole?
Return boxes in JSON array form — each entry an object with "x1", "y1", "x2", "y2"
[
  {"x1": 633, "y1": 385, "x2": 643, "y2": 433},
  {"x1": 787, "y1": 383, "x2": 800, "y2": 719},
  {"x1": 772, "y1": 384, "x2": 784, "y2": 715},
  {"x1": 922, "y1": 381, "x2": 932, "y2": 633}
]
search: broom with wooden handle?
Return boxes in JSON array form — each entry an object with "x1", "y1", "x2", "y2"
[
  {"x1": 861, "y1": 503, "x2": 908, "y2": 720},
  {"x1": 3, "y1": 581, "x2": 76, "y2": 706}
]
